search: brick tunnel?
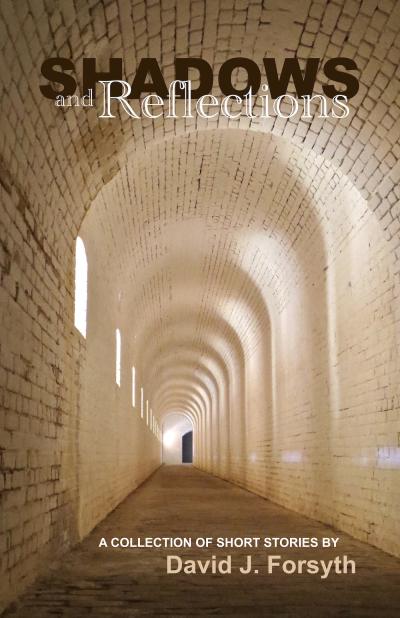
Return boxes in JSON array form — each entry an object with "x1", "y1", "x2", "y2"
[{"x1": 1, "y1": 1, "x2": 400, "y2": 616}]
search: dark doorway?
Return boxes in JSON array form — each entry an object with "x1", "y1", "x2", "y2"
[{"x1": 182, "y1": 431, "x2": 193, "y2": 463}]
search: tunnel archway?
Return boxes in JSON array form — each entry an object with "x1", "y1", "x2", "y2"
[
  {"x1": 162, "y1": 413, "x2": 194, "y2": 465},
  {"x1": 72, "y1": 126, "x2": 400, "y2": 554}
]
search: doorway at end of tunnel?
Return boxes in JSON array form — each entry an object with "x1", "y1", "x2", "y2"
[
  {"x1": 162, "y1": 413, "x2": 193, "y2": 465},
  {"x1": 182, "y1": 430, "x2": 193, "y2": 463}
]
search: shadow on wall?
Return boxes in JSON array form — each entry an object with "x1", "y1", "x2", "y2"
[{"x1": 163, "y1": 413, "x2": 193, "y2": 464}]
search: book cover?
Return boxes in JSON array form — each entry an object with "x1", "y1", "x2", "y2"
[{"x1": 0, "y1": 0, "x2": 399, "y2": 616}]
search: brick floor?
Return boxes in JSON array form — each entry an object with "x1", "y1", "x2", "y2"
[{"x1": 4, "y1": 466, "x2": 400, "y2": 617}]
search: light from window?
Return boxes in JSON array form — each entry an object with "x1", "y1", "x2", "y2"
[
  {"x1": 132, "y1": 367, "x2": 136, "y2": 407},
  {"x1": 141, "y1": 387, "x2": 144, "y2": 418},
  {"x1": 115, "y1": 329, "x2": 121, "y2": 386},
  {"x1": 74, "y1": 237, "x2": 88, "y2": 338},
  {"x1": 146, "y1": 400, "x2": 149, "y2": 425}
]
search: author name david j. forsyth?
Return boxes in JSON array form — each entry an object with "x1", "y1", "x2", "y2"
[{"x1": 166, "y1": 554, "x2": 356, "y2": 578}]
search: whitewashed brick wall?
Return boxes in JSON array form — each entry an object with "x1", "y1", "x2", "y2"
[{"x1": 0, "y1": 0, "x2": 399, "y2": 612}]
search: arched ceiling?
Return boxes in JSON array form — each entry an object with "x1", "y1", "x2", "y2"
[
  {"x1": 1, "y1": 0, "x2": 398, "y2": 433},
  {"x1": 81, "y1": 127, "x2": 373, "y2": 427},
  {"x1": 0, "y1": 0, "x2": 399, "y2": 258}
]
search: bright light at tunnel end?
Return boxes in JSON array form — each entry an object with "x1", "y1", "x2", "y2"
[{"x1": 163, "y1": 430, "x2": 175, "y2": 448}]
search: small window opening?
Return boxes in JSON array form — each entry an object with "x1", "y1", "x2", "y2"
[
  {"x1": 132, "y1": 366, "x2": 136, "y2": 407},
  {"x1": 74, "y1": 237, "x2": 88, "y2": 338},
  {"x1": 115, "y1": 329, "x2": 121, "y2": 386}
]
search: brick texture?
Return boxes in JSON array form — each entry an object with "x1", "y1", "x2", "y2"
[{"x1": 0, "y1": 0, "x2": 399, "y2": 613}]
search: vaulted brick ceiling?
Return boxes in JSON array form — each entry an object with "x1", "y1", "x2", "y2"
[
  {"x1": 80, "y1": 127, "x2": 370, "y2": 427},
  {"x1": 1, "y1": 0, "x2": 398, "y2": 433},
  {"x1": 1, "y1": 0, "x2": 399, "y2": 256}
]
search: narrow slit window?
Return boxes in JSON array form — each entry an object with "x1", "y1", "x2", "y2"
[
  {"x1": 115, "y1": 329, "x2": 121, "y2": 386},
  {"x1": 74, "y1": 237, "x2": 88, "y2": 338},
  {"x1": 131, "y1": 366, "x2": 136, "y2": 407},
  {"x1": 140, "y1": 387, "x2": 144, "y2": 418}
]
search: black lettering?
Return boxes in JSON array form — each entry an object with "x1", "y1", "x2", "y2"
[
  {"x1": 40, "y1": 58, "x2": 76, "y2": 100},
  {"x1": 82, "y1": 57, "x2": 123, "y2": 98},
  {"x1": 219, "y1": 57, "x2": 261, "y2": 96},
  {"x1": 130, "y1": 58, "x2": 168, "y2": 99},
  {"x1": 175, "y1": 58, "x2": 213, "y2": 98},
  {"x1": 322, "y1": 58, "x2": 359, "y2": 99},
  {"x1": 263, "y1": 58, "x2": 320, "y2": 98}
]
